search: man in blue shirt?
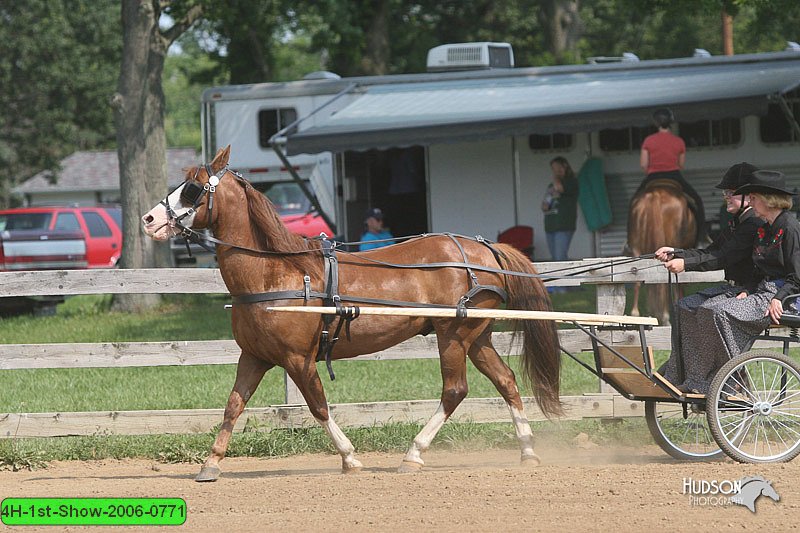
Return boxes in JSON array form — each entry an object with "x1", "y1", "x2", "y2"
[{"x1": 359, "y1": 207, "x2": 394, "y2": 251}]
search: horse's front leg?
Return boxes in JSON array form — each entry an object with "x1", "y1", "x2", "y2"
[
  {"x1": 285, "y1": 354, "x2": 363, "y2": 473},
  {"x1": 399, "y1": 322, "x2": 470, "y2": 473},
  {"x1": 197, "y1": 352, "x2": 274, "y2": 482}
]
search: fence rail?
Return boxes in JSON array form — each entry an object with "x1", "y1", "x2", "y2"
[{"x1": 0, "y1": 261, "x2": 746, "y2": 439}]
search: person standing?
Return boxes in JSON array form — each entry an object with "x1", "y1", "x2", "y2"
[
  {"x1": 639, "y1": 107, "x2": 707, "y2": 243},
  {"x1": 359, "y1": 207, "x2": 394, "y2": 251},
  {"x1": 541, "y1": 156, "x2": 578, "y2": 261}
]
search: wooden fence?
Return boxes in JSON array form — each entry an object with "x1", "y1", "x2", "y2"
[{"x1": 0, "y1": 259, "x2": 749, "y2": 439}]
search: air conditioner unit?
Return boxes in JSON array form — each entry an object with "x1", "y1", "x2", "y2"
[{"x1": 426, "y1": 42, "x2": 514, "y2": 72}]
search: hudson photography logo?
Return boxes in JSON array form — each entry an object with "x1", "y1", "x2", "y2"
[{"x1": 682, "y1": 476, "x2": 780, "y2": 512}]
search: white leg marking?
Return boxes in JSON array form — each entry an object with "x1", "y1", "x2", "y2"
[
  {"x1": 403, "y1": 403, "x2": 448, "y2": 465},
  {"x1": 317, "y1": 416, "x2": 362, "y2": 470},
  {"x1": 509, "y1": 404, "x2": 537, "y2": 460}
]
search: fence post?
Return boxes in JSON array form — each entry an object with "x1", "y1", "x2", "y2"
[
  {"x1": 595, "y1": 282, "x2": 627, "y2": 393},
  {"x1": 284, "y1": 373, "x2": 305, "y2": 405}
]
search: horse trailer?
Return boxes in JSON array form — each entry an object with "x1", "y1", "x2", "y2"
[{"x1": 201, "y1": 44, "x2": 800, "y2": 259}]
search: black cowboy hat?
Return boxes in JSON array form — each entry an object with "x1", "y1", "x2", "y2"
[
  {"x1": 734, "y1": 170, "x2": 794, "y2": 196},
  {"x1": 716, "y1": 162, "x2": 759, "y2": 190}
]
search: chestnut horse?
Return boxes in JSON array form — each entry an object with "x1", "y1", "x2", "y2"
[
  {"x1": 627, "y1": 179, "x2": 697, "y2": 325},
  {"x1": 142, "y1": 146, "x2": 561, "y2": 481}
]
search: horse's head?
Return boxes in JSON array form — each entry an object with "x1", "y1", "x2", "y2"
[{"x1": 141, "y1": 146, "x2": 232, "y2": 241}]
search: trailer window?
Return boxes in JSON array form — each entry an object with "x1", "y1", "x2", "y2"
[
  {"x1": 258, "y1": 108, "x2": 298, "y2": 147},
  {"x1": 528, "y1": 133, "x2": 572, "y2": 151},
  {"x1": 759, "y1": 89, "x2": 800, "y2": 144},
  {"x1": 599, "y1": 125, "x2": 655, "y2": 152},
  {"x1": 679, "y1": 118, "x2": 741, "y2": 148}
]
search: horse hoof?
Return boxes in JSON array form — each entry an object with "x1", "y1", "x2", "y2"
[
  {"x1": 397, "y1": 460, "x2": 423, "y2": 473},
  {"x1": 342, "y1": 465, "x2": 362, "y2": 474},
  {"x1": 520, "y1": 454, "x2": 541, "y2": 467},
  {"x1": 195, "y1": 465, "x2": 221, "y2": 482}
]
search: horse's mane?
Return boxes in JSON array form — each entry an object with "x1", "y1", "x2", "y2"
[{"x1": 239, "y1": 179, "x2": 323, "y2": 276}]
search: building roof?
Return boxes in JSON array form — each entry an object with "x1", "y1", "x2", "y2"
[
  {"x1": 284, "y1": 50, "x2": 800, "y2": 155},
  {"x1": 14, "y1": 148, "x2": 199, "y2": 193}
]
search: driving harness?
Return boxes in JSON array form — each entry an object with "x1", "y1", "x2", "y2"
[
  {"x1": 165, "y1": 166, "x2": 509, "y2": 380},
  {"x1": 231, "y1": 234, "x2": 509, "y2": 380}
]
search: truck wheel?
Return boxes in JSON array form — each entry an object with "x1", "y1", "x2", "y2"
[{"x1": 707, "y1": 350, "x2": 800, "y2": 463}]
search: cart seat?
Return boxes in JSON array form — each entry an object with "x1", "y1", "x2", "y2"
[{"x1": 597, "y1": 345, "x2": 703, "y2": 400}]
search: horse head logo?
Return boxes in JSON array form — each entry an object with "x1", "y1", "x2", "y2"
[{"x1": 730, "y1": 476, "x2": 780, "y2": 513}]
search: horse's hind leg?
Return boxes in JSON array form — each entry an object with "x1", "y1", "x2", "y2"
[
  {"x1": 468, "y1": 328, "x2": 540, "y2": 466},
  {"x1": 398, "y1": 319, "x2": 478, "y2": 473},
  {"x1": 197, "y1": 352, "x2": 273, "y2": 482},
  {"x1": 284, "y1": 354, "x2": 363, "y2": 473},
  {"x1": 631, "y1": 282, "x2": 641, "y2": 317}
]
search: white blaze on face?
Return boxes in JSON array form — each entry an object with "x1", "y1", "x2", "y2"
[{"x1": 140, "y1": 183, "x2": 199, "y2": 241}]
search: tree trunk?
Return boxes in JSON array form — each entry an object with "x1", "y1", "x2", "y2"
[
  {"x1": 111, "y1": 0, "x2": 202, "y2": 312},
  {"x1": 540, "y1": 0, "x2": 582, "y2": 64},
  {"x1": 360, "y1": 0, "x2": 390, "y2": 75},
  {"x1": 721, "y1": 8, "x2": 734, "y2": 56}
]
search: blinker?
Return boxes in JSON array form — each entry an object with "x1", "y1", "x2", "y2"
[{"x1": 180, "y1": 181, "x2": 205, "y2": 205}]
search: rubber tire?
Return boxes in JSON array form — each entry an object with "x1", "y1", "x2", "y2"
[
  {"x1": 645, "y1": 400, "x2": 723, "y2": 461},
  {"x1": 707, "y1": 349, "x2": 800, "y2": 463}
]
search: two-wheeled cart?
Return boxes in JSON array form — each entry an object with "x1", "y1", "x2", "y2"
[{"x1": 267, "y1": 303, "x2": 800, "y2": 463}]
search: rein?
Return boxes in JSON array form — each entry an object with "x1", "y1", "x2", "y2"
[{"x1": 164, "y1": 166, "x2": 672, "y2": 380}]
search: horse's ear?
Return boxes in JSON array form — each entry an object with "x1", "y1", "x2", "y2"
[{"x1": 210, "y1": 145, "x2": 231, "y2": 173}]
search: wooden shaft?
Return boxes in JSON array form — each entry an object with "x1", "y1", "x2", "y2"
[{"x1": 263, "y1": 305, "x2": 659, "y2": 326}]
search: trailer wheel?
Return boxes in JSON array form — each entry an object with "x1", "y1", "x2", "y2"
[
  {"x1": 645, "y1": 400, "x2": 723, "y2": 460},
  {"x1": 707, "y1": 350, "x2": 800, "y2": 463}
]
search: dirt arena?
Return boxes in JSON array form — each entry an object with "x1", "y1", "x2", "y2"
[{"x1": 2, "y1": 442, "x2": 797, "y2": 532}]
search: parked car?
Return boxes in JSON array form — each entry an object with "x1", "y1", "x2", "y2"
[
  {"x1": 172, "y1": 182, "x2": 332, "y2": 266},
  {"x1": 0, "y1": 205, "x2": 122, "y2": 315},
  {"x1": 0, "y1": 205, "x2": 122, "y2": 268}
]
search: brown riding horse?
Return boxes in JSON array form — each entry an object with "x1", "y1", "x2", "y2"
[
  {"x1": 627, "y1": 179, "x2": 697, "y2": 325},
  {"x1": 142, "y1": 146, "x2": 561, "y2": 481}
]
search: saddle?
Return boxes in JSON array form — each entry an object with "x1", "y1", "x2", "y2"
[{"x1": 642, "y1": 178, "x2": 699, "y2": 213}]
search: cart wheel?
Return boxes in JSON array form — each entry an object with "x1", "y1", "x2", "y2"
[
  {"x1": 645, "y1": 400, "x2": 723, "y2": 460},
  {"x1": 707, "y1": 349, "x2": 800, "y2": 463}
]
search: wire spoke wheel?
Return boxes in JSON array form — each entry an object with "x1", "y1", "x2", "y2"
[
  {"x1": 707, "y1": 350, "x2": 800, "y2": 463},
  {"x1": 645, "y1": 400, "x2": 723, "y2": 460}
]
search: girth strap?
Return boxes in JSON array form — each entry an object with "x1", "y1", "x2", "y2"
[{"x1": 317, "y1": 239, "x2": 341, "y2": 380}]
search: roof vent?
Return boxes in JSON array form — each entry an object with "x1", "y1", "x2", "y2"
[
  {"x1": 303, "y1": 71, "x2": 341, "y2": 80},
  {"x1": 587, "y1": 52, "x2": 639, "y2": 64},
  {"x1": 693, "y1": 48, "x2": 712, "y2": 58},
  {"x1": 426, "y1": 42, "x2": 514, "y2": 72}
]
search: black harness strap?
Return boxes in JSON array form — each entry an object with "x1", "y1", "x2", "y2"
[{"x1": 316, "y1": 239, "x2": 343, "y2": 380}]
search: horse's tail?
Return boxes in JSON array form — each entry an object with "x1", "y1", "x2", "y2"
[{"x1": 494, "y1": 244, "x2": 563, "y2": 418}]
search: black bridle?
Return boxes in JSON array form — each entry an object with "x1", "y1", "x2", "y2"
[{"x1": 162, "y1": 164, "x2": 226, "y2": 240}]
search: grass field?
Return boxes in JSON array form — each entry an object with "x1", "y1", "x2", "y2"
[{"x1": 0, "y1": 284, "x2": 727, "y2": 467}]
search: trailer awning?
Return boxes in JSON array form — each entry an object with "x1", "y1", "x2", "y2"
[{"x1": 284, "y1": 52, "x2": 800, "y2": 155}]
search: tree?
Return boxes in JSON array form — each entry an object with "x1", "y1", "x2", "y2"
[
  {"x1": 111, "y1": 0, "x2": 203, "y2": 311},
  {"x1": 0, "y1": 0, "x2": 120, "y2": 207}
]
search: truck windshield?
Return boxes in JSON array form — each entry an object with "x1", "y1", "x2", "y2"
[
  {"x1": 0, "y1": 213, "x2": 51, "y2": 231},
  {"x1": 261, "y1": 182, "x2": 313, "y2": 216}
]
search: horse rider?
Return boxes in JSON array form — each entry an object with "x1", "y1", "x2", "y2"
[
  {"x1": 653, "y1": 162, "x2": 763, "y2": 394},
  {"x1": 637, "y1": 108, "x2": 708, "y2": 245}
]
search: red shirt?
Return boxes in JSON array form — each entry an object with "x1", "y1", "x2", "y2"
[{"x1": 642, "y1": 131, "x2": 685, "y2": 174}]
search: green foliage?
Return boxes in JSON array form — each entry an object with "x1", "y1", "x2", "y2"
[{"x1": 0, "y1": 0, "x2": 120, "y2": 206}]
